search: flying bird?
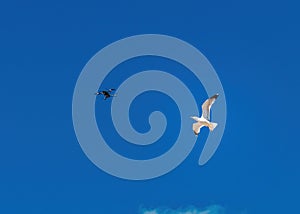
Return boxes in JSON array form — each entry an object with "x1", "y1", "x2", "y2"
[
  {"x1": 191, "y1": 93, "x2": 219, "y2": 135},
  {"x1": 95, "y1": 88, "x2": 116, "y2": 100}
]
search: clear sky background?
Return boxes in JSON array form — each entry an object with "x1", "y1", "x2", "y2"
[{"x1": 1, "y1": 0, "x2": 299, "y2": 213}]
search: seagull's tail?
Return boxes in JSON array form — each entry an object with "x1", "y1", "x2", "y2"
[{"x1": 208, "y1": 122, "x2": 218, "y2": 131}]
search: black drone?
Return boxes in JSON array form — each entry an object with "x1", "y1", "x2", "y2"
[{"x1": 95, "y1": 88, "x2": 116, "y2": 100}]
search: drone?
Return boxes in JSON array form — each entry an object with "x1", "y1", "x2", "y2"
[{"x1": 95, "y1": 88, "x2": 116, "y2": 100}]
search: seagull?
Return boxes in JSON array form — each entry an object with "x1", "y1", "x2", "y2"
[
  {"x1": 190, "y1": 93, "x2": 219, "y2": 135},
  {"x1": 95, "y1": 88, "x2": 116, "y2": 100}
]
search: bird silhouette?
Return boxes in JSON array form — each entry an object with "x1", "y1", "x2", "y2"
[
  {"x1": 95, "y1": 88, "x2": 116, "y2": 100},
  {"x1": 190, "y1": 93, "x2": 219, "y2": 135}
]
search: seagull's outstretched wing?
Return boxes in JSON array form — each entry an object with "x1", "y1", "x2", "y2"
[
  {"x1": 193, "y1": 122, "x2": 204, "y2": 135},
  {"x1": 201, "y1": 94, "x2": 219, "y2": 121}
]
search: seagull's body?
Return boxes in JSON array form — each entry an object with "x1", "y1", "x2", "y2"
[
  {"x1": 191, "y1": 94, "x2": 219, "y2": 135},
  {"x1": 95, "y1": 88, "x2": 116, "y2": 100}
]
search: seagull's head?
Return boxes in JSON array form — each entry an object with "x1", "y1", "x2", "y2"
[{"x1": 190, "y1": 116, "x2": 199, "y2": 121}]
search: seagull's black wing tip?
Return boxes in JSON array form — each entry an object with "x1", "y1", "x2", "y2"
[{"x1": 211, "y1": 93, "x2": 219, "y2": 99}]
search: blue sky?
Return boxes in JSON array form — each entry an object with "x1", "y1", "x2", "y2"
[{"x1": 1, "y1": 0, "x2": 299, "y2": 213}]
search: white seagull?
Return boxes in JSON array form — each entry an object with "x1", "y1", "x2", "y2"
[{"x1": 191, "y1": 93, "x2": 219, "y2": 135}]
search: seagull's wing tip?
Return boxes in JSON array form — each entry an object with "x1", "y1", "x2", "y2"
[{"x1": 212, "y1": 93, "x2": 219, "y2": 99}]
